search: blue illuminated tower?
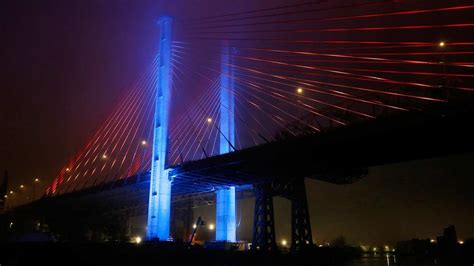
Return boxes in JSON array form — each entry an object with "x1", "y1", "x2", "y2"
[
  {"x1": 215, "y1": 46, "x2": 237, "y2": 242},
  {"x1": 147, "y1": 16, "x2": 173, "y2": 241}
]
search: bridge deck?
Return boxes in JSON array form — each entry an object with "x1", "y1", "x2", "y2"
[
  {"x1": 171, "y1": 104, "x2": 474, "y2": 186},
  {"x1": 13, "y1": 104, "x2": 474, "y2": 214}
]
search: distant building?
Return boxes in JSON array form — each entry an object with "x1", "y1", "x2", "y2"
[{"x1": 436, "y1": 225, "x2": 458, "y2": 250}]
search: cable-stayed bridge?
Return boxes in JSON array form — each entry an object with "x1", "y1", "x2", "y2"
[{"x1": 4, "y1": 0, "x2": 474, "y2": 251}]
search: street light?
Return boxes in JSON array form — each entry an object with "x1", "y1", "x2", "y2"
[
  {"x1": 135, "y1": 236, "x2": 142, "y2": 244},
  {"x1": 20, "y1": 185, "x2": 24, "y2": 189},
  {"x1": 281, "y1": 239, "x2": 287, "y2": 247},
  {"x1": 141, "y1": 140, "x2": 147, "y2": 146},
  {"x1": 208, "y1": 223, "x2": 215, "y2": 230},
  {"x1": 102, "y1": 154, "x2": 108, "y2": 159},
  {"x1": 296, "y1": 87, "x2": 304, "y2": 94},
  {"x1": 439, "y1": 41, "x2": 446, "y2": 47},
  {"x1": 34, "y1": 178, "x2": 40, "y2": 183},
  {"x1": 207, "y1": 117, "x2": 213, "y2": 124}
]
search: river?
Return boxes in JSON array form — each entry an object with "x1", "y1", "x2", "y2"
[{"x1": 347, "y1": 253, "x2": 437, "y2": 266}]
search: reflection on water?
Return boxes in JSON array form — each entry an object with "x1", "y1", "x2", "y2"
[{"x1": 346, "y1": 253, "x2": 436, "y2": 266}]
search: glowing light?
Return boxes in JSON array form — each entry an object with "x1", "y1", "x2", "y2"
[
  {"x1": 208, "y1": 224, "x2": 215, "y2": 230},
  {"x1": 20, "y1": 185, "x2": 24, "y2": 189},
  {"x1": 34, "y1": 178, "x2": 39, "y2": 183},
  {"x1": 297, "y1": 87, "x2": 304, "y2": 94},
  {"x1": 65, "y1": 168, "x2": 70, "y2": 172},
  {"x1": 192, "y1": 224, "x2": 197, "y2": 229},
  {"x1": 141, "y1": 140, "x2": 147, "y2": 146},
  {"x1": 459, "y1": 240, "x2": 464, "y2": 245},
  {"x1": 4, "y1": 195, "x2": 7, "y2": 199},
  {"x1": 439, "y1": 41, "x2": 446, "y2": 47},
  {"x1": 281, "y1": 239, "x2": 287, "y2": 246},
  {"x1": 430, "y1": 239, "x2": 436, "y2": 243},
  {"x1": 373, "y1": 247, "x2": 378, "y2": 252},
  {"x1": 135, "y1": 236, "x2": 142, "y2": 244},
  {"x1": 102, "y1": 154, "x2": 108, "y2": 159},
  {"x1": 9, "y1": 190, "x2": 13, "y2": 194},
  {"x1": 207, "y1": 117, "x2": 213, "y2": 123}
]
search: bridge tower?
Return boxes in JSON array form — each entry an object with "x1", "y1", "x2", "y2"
[
  {"x1": 215, "y1": 46, "x2": 237, "y2": 242},
  {"x1": 147, "y1": 16, "x2": 173, "y2": 241}
]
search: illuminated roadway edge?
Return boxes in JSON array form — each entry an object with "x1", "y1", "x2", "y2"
[{"x1": 11, "y1": 103, "x2": 474, "y2": 213}]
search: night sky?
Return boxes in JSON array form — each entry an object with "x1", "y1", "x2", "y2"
[{"x1": 1, "y1": 0, "x2": 473, "y2": 246}]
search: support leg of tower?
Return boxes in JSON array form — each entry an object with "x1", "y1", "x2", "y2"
[
  {"x1": 290, "y1": 178, "x2": 313, "y2": 251},
  {"x1": 216, "y1": 187, "x2": 236, "y2": 242},
  {"x1": 252, "y1": 183, "x2": 277, "y2": 251}
]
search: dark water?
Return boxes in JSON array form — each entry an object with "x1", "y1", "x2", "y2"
[{"x1": 347, "y1": 254, "x2": 436, "y2": 266}]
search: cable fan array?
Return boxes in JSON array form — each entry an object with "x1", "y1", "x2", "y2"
[{"x1": 46, "y1": 0, "x2": 474, "y2": 196}]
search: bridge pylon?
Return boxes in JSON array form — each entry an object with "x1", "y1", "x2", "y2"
[
  {"x1": 147, "y1": 16, "x2": 173, "y2": 241},
  {"x1": 215, "y1": 45, "x2": 237, "y2": 242}
]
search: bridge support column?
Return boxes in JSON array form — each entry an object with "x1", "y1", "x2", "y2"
[
  {"x1": 290, "y1": 179, "x2": 313, "y2": 251},
  {"x1": 216, "y1": 186, "x2": 236, "y2": 242},
  {"x1": 252, "y1": 183, "x2": 277, "y2": 251},
  {"x1": 215, "y1": 45, "x2": 237, "y2": 242},
  {"x1": 147, "y1": 16, "x2": 173, "y2": 241}
]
